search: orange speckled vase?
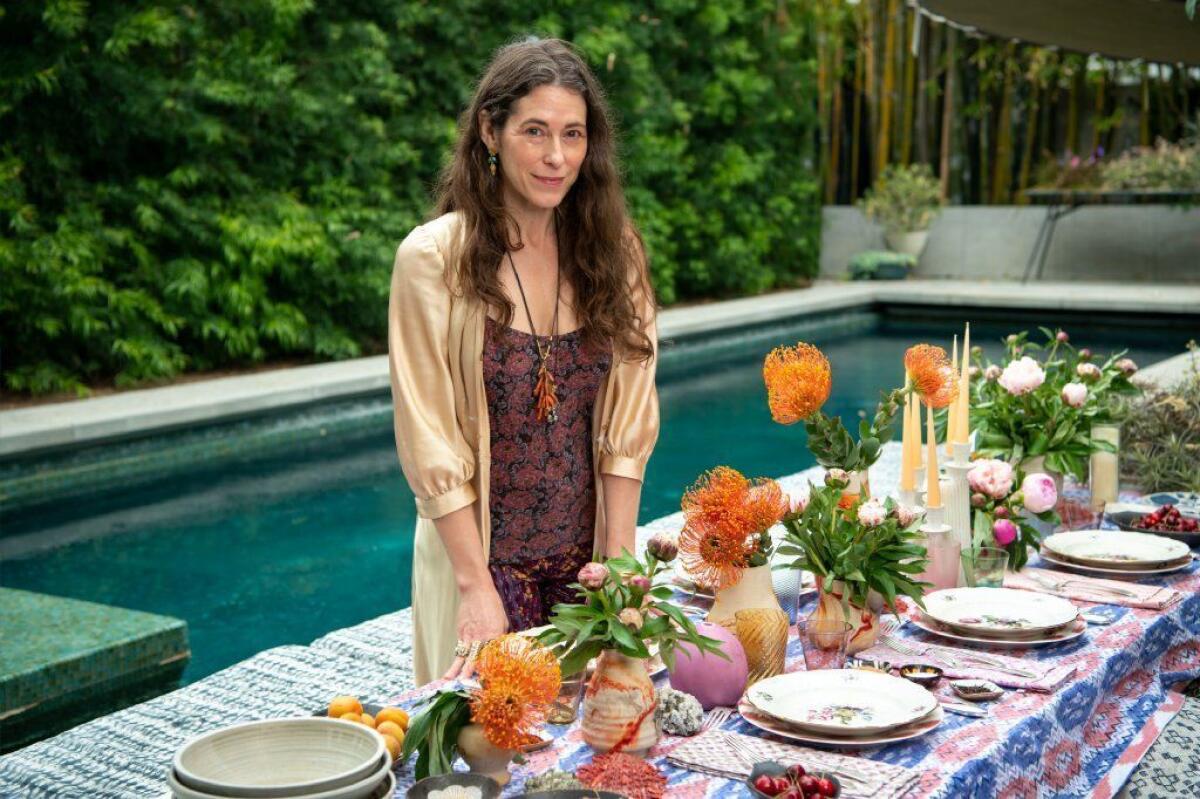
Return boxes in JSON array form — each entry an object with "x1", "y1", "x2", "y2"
[{"x1": 580, "y1": 649, "x2": 659, "y2": 756}]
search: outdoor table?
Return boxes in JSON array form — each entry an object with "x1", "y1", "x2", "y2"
[
  {"x1": 0, "y1": 444, "x2": 1196, "y2": 797},
  {"x1": 1019, "y1": 189, "x2": 1200, "y2": 283}
]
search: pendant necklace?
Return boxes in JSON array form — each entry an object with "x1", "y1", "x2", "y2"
[{"x1": 507, "y1": 245, "x2": 561, "y2": 424}]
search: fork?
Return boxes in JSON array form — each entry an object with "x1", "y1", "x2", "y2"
[
  {"x1": 702, "y1": 706, "x2": 735, "y2": 732},
  {"x1": 880, "y1": 634, "x2": 1039, "y2": 679},
  {"x1": 1026, "y1": 571, "x2": 1138, "y2": 598}
]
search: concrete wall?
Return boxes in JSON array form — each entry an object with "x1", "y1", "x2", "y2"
[{"x1": 821, "y1": 205, "x2": 1200, "y2": 282}]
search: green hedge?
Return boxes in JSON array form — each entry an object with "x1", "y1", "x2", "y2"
[{"x1": 1, "y1": 1, "x2": 820, "y2": 395}]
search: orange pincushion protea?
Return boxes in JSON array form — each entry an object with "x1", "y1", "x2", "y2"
[
  {"x1": 678, "y1": 468, "x2": 788, "y2": 591},
  {"x1": 904, "y1": 344, "x2": 958, "y2": 408},
  {"x1": 469, "y1": 634, "x2": 562, "y2": 750},
  {"x1": 763, "y1": 343, "x2": 832, "y2": 424}
]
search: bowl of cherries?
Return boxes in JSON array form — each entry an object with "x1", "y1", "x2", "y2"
[
  {"x1": 747, "y1": 761, "x2": 840, "y2": 799},
  {"x1": 1110, "y1": 503, "x2": 1200, "y2": 545}
]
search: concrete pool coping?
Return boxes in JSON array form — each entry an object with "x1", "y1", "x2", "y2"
[{"x1": 2, "y1": 278, "x2": 1198, "y2": 459}]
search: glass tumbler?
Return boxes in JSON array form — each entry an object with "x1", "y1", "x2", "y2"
[{"x1": 800, "y1": 618, "x2": 852, "y2": 671}]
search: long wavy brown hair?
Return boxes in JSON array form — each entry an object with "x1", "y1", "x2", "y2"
[{"x1": 433, "y1": 38, "x2": 654, "y2": 362}]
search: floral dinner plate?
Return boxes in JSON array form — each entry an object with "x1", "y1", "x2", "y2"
[
  {"x1": 1042, "y1": 529, "x2": 1190, "y2": 569},
  {"x1": 745, "y1": 669, "x2": 937, "y2": 735},
  {"x1": 922, "y1": 587, "x2": 1078, "y2": 637},
  {"x1": 737, "y1": 697, "x2": 943, "y2": 748}
]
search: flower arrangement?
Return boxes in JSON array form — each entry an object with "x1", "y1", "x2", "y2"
[
  {"x1": 400, "y1": 634, "x2": 561, "y2": 780},
  {"x1": 536, "y1": 542, "x2": 727, "y2": 676},
  {"x1": 972, "y1": 328, "x2": 1141, "y2": 480},
  {"x1": 777, "y1": 481, "x2": 929, "y2": 617},
  {"x1": 966, "y1": 459, "x2": 1059, "y2": 569},
  {"x1": 677, "y1": 466, "x2": 790, "y2": 590}
]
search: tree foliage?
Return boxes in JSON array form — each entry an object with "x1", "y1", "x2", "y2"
[{"x1": 1, "y1": 1, "x2": 820, "y2": 394}]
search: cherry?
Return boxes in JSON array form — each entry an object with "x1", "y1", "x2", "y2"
[
  {"x1": 779, "y1": 789, "x2": 803, "y2": 799},
  {"x1": 817, "y1": 777, "x2": 837, "y2": 796},
  {"x1": 800, "y1": 774, "x2": 820, "y2": 793},
  {"x1": 787, "y1": 764, "x2": 807, "y2": 782},
  {"x1": 754, "y1": 774, "x2": 781, "y2": 796}
]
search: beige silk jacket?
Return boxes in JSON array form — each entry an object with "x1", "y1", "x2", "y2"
[{"x1": 387, "y1": 212, "x2": 660, "y2": 685}]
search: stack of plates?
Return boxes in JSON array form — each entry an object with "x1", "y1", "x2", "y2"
[
  {"x1": 1041, "y1": 530, "x2": 1192, "y2": 577},
  {"x1": 738, "y1": 670, "x2": 943, "y2": 747},
  {"x1": 168, "y1": 718, "x2": 394, "y2": 799},
  {"x1": 913, "y1": 587, "x2": 1086, "y2": 648}
]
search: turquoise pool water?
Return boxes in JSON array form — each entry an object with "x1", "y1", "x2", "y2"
[{"x1": 1, "y1": 308, "x2": 1192, "y2": 683}]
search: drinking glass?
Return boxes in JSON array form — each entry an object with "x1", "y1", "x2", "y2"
[
  {"x1": 800, "y1": 618, "x2": 852, "y2": 671},
  {"x1": 923, "y1": 529, "x2": 962, "y2": 590},
  {"x1": 547, "y1": 672, "x2": 586, "y2": 724},
  {"x1": 962, "y1": 546, "x2": 1009, "y2": 588}
]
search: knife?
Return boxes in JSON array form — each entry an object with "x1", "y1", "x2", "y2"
[{"x1": 940, "y1": 700, "x2": 988, "y2": 718}]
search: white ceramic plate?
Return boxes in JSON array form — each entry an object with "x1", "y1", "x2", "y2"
[
  {"x1": 922, "y1": 587, "x2": 1078, "y2": 637},
  {"x1": 1043, "y1": 529, "x2": 1190, "y2": 568},
  {"x1": 737, "y1": 697, "x2": 943, "y2": 748},
  {"x1": 1039, "y1": 549, "x2": 1192, "y2": 578},
  {"x1": 911, "y1": 612, "x2": 1087, "y2": 649},
  {"x1": 745, "y1": 670, "x2": 937, "y2": 735}
]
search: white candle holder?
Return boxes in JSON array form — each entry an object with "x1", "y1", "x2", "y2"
[{"x1": 898, "y1": 488, "x2": 918, "y2": 507}]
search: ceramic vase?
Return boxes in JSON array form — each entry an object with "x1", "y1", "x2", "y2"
[
  {"x1": 1089, "y1": 423, "x2": 1121, "y2": 512},
  {"x1": 581, "y1": 649, "x2": 659, "y2": 756},
  {"x1": 810, "y1": 576, "x2": 879, "y2": 655},
  {"x1": 456, "y1": 723, "x2": 514, "y2": 786},
  {"x1": 885, "y1": 230, "x2": 929, "y2": 258},
  {"x1": 707, "y1": 565, "x2": 788, "y2": 684}
]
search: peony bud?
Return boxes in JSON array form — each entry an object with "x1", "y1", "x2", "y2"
[
  {"x1": 1061, "y1": 382, "x2": 1088, "y2": 408},
  {"x1": 647, "y1": 533, "x2": 678, "y2": 563},
  {"x1": 994, "y1": 505, "x2": 1010, "y2": 519},
  {"x1": 785, "y1": 493, "x2": 809, "y2": 520},
  {"x1": 1006, "y1": 334, "x2": 1020, "y2": 346},
  {"x1": 825, "y1": 468, "x2": 850, "y2": 488},
  {"x1": 618, "y1": 607, "x2": 644, "y2": 630},
  {"x1": 1116, "y1": 358, "x2": 1138, "y2": 376},
  {"x1": 968, "y1": 365, "x2": 981, "y2": 379},
  {"x1": 1056, "y1": 330, "x2": 1069, "y2": 343},
  {"x1": 578, "y1": 562, "x2": 609, "y2": 590},
  {"x1": 1078, "y1": 348, "x2": 1093, "y2": 361},
  {"x1": 971, "y1": 492, "x2": 988, "y2": 508},
  {"x1": 1076, "y1": 362, "x2": 1101, "y2": 382},
  {"x1": 1021, "y1": 473, "x2": 1058, "y2": 514},
  {"x1": 894, "y1": 504, "x2": 922, "y2": 527},
  {"x1": 971, "y1": 345, "x2": 983, "y2": 357},
  {"x1": 992, "y1": 518, "x2": 1018, "y2": 546},
  {"x1": 628, "y1": 575, "x2": 652, "y2": 594},
  {"x1": 857, "y1": 499, "x2": 887, "y2": 527},
  {"x1": 984, "y1": 364, "x2": 1002, "y2": 382}
]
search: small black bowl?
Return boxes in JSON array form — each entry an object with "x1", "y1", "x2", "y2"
[
  {"x1": 899, "y1": 663, "x2": 944, "y2": 688},
  {"x1": 746, "y1": 760, "x2": 842, "y2": 798},
  {"x1": 408, "y1": 772, "x2": 502, "y2": 799},
  {"x1": 1107, "y1": 510, "x2": 1200, "y2": 546}
]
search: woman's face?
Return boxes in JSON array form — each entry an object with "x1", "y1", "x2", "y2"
[{"x1": 482, "y1": 84, "x2": 588, "y2": 215}]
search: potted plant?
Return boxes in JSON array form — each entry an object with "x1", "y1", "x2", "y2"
[
  {"x1": 965, "y1": 459, "x2": 1059, "y2": 569},
  {"x1": 400, "y1": 635, "x2": 561, "y2": 786},
  {"x1": 847, "y1": 250, "x2": 917, "y2": 281},
  {"x1": 859, "y1": 164, "x2": 942, "y2": 258},
  {"x1": 777, "y1": 486, "x2": 929, "y2": 653},
  {"x1": 972, "y1": 328, "x2": 1141, "y2": 492},
  {"x1": 677, "y1": 466, "x2": 791, "y2": 682},
  {"x1": 537, "y1": 543, "x2": 725, "y2": 756}
]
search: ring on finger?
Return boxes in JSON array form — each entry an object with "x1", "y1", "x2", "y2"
[{"x1": 454, "y1": 640, "x2": 471, "y2": 658}]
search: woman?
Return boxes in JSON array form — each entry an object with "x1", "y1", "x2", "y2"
[{"x1": 388, "y1": 38, "x2": 659, "y2": 685}]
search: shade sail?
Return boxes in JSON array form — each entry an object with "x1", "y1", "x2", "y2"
[{"x1": 915, "y1": 0, "x2": 1200, "y2": 64}]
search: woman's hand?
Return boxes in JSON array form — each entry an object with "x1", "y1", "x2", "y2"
[{"x1": 441, "y1": 582, "x2": 509, "y2": 681}]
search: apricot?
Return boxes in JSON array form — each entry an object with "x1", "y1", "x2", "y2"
[
  {"x1": 338, "y1": 712, "x2": 362, "y2": 724},
  {"x1": 376, "y1": 720, "x2": 404, "y2": 740},
  {"x1": 328, "y1": 696, "x2": 363, "y2": 717},
  {"x1": 375, "y1": 707, "x2": 409, "y2": 730},
  {"x1": 359, "y1": 712, "x2": 375, "y2": 729},
  {"x1": 381, "y1": 732, "x2": 402, "y2": 762}
]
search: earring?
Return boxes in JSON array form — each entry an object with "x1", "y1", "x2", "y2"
[{"x1": 487, "y1": 150, "x2": 498, "y2": 176}]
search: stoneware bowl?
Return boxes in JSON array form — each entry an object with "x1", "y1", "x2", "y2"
[
  {"x1": 899, "y1": 664, "x2": 944, "y2": 688},
  {"x1": 168, "y1": 756, "x2": 391, "y2": 799},
  {"x1": 173, "y1": 717, "x2": 385, "y2": 797},
  {"x1": 407, "y1": 772, "x2": 502, "y2": 799}
]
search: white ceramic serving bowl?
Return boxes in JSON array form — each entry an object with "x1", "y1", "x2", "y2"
[
  {"x1": 168, "y1": 758, "x2": 393, "y2": 799},
  {"x1": 173, "y1": 717, "x2": 385, "y2": 798}
]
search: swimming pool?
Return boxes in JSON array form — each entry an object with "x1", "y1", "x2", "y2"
[{"x1": 1, "y1": 306, "x2": 1193, "y2": 683}]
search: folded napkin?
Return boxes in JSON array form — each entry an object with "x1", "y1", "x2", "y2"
[
  {"x1": 1005, "y1": 567, "x2": 1182, "y2": 610},
  {"x1": 666, "y1": 728, "x2": 920, "y2": 799},
  {"x1": 858, "y1": 636, "x2": 1075, "y2": 692}
]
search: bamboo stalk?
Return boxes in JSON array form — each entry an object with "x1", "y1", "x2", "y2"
[
  {"x1": 827, "y1": 36, "x2": 845, "y2": 204},
  {"x1": 915, "y1": 14, "x2": 930, "y2": 165},
  {"x1": 877, "y1": 0, "x2": 897, "y2": 177},
  {"x1": 1140, "y1": 63, "x2": 1151, "y2": 147},
  {"x1": 865, "y1": 0, "x2": 878, "y2": 185},
  {"x1": 1017, "y1": 79, "x2": 1040, "y2": 203},
  {"x1": 1090, "y1": 66, "x2": 1106, "y2": 155},
  {"x1": 939, "y1": 27, "x2": 957, "y2": 201},
  {"x1": 991, "y1": 43, "x2": 1017, "y2": 204},
  {"x1": 900, "y1": 7, "x2": 916, "y2": 164},
  {"x1": 1066, "y1": 63, "x2": 1082, "y2": 156},
  {"x1": 850, "y1": 7, "x2": 866, "y2": 198},
  {"x1": 817, "y1": 25, "x2": 830, "y2": 201}
]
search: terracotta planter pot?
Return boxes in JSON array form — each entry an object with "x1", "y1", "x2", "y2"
[
  {"x1": 456, "y1": 723, "x2": 513, "y2": 786},
  {"x1": 811, "y1": 576, "x2": 879, "y2": 655},
  {"x1": 707, "y1": 565, "x2": 788, "y2": 685},
  {"x1": 885, "y1": 230, "x2": 929, "y2": 258},
  {"x1": 581, "y1": 650, "x2": 659, "y2": 756}
]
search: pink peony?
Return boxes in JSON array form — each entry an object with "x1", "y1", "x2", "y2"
[
  {"x1": 967, "y1": 458, "x2": 1015, "y2": 500},
  {"x1": 825, "y1": 468, "x2": 849, "y2": 488},
  {"x1": 968, "y1": 365, "x2": 981, "y2": 379},
  {"x1": 578, "y1": 562, "x2": 609, "y2": 590},
  {"x1": 971, "y1": 492, "x2": 988, "y2": 508},
  {"x1": 1116, "y1": 358, "x2": 1138, "y2": 376},
  {"x1": 1077, "y1": 362, "x2": 1101, "y2": 382},
  {"x1": 894, "y1": 504, "x2": 922, "y2": 527},
  {"x1": 999, "y1": 357, "x2": 1046, "y2": 395},
  {"x1": 1056, "y1": 330, "x2": 1069, "y2": 343},
  {"x1": 1078, "y1": 348, "x2": 1093, "y2": 361},
  {"x1": 984, "y1": 364, "x2": 1002, "y2": 382},
  {"x1": 994, "y1": 505, "x2": 1010, "y2": 519},
  {"x1": 1021, "y1": 473, "x2": 1058, "y2": 514},
  {"x1": 1061, "y1": 382, "x2": 1088, "y2": 408},
  {"x1": 992, "y1": 518, "x2": 1018, "y2": 546},
  {"x1": 785, "y1": 492, "x2": 809, "y2": 520},
  {"x1": 628, "y1": 575, "x2": 652, "y2": 594},
  {"x1": 857, "y1": 499, "x2": 887, "y2": 527}
]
